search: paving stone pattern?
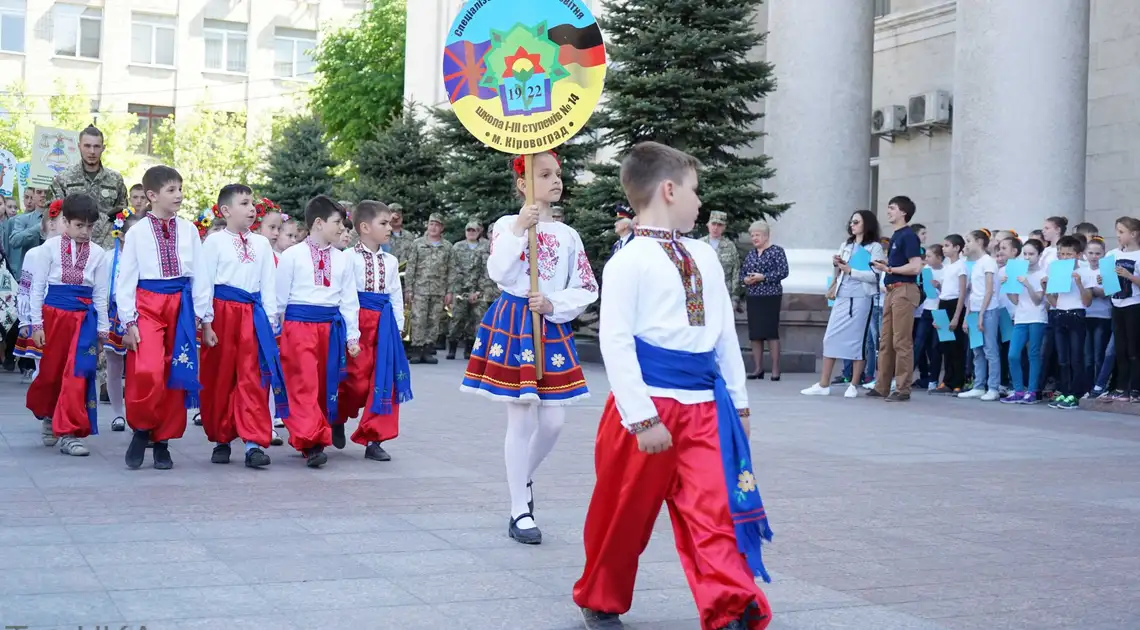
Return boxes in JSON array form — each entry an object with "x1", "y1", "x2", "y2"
[{"x1": 1, "y1": 365, "x2": 1139, "y2": 629}]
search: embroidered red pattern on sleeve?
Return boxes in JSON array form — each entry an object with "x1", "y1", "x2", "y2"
[{"x1": 576, "y1": 249, "x2": 597, "y2": 292}]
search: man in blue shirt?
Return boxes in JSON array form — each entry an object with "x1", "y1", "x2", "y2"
[{"x1": 868, "y1": 196, "x2": 924, "y2": 401}]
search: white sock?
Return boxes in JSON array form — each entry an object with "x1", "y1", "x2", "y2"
[
  {"x1": 504, "y1": 402, "x2": 538, "y2": 529},
  {"x1": 105, "y1": 351, "x2": 125, "y2": 418},
  {"x1": 31, "y1": 358, "x2": 40, "y2": 380},
  {"x1": 527, "y1": 405, "x2": 565, "y2": 486}
]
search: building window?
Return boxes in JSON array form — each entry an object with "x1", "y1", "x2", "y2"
[
  {"x1": 0, "y1": 0, "x2": 25, "y2": 53},
  {"x1": 131, "y1": 13, "x2": 176, "y2": 67},
  {"x1": 869, "y1": 136, "x2": 880, "y2": 212},
  {"x1": 129, "y1": 104, "x2": 174, "y2": 155},
  {"x1": 204, "y1": 20, "x2": 247, "y2": 74},
  {"x1": 274, "y1": 28, "x2": 317, "y2": 80},
  {"x1": 874, "y1": 0, "x2": 891, "y2": 19},
  {"x1": 53, "y1": 4, "x2": 101, "y2": 59}
]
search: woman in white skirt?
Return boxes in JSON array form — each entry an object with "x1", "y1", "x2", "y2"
[{"x1": 802, "y1": 210, "x2": 884, "y2": 398}]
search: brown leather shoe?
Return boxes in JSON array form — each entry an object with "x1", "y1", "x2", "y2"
[
  {"x1": 885, "y1": 392, "x2": 911, "y2": 402},
  {"x1": 865, "y1": 389, "x2": 885, "y2": 398}
]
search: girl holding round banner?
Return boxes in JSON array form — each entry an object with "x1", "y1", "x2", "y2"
[{"x1": 446, "y1": 0, "x2": 606, "y2": 545}]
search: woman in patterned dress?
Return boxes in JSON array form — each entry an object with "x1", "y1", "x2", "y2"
[{"x1": 740, "y1": 221, "x2": 789, "y2": 380}]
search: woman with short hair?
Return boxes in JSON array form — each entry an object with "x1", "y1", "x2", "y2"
[{"x1": 741, "y1": 220, "x2": 789, "y2": 379}]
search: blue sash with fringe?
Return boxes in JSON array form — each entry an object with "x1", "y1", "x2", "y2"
[
  {"x1": 214, "y1": 284, "x2": 290, "y2": 419},
  {"x1": 138, "y1": 277, "x2": 200, "y2": 408},
  {"x1": 284, "y1": 304, "x2": 346, "y2": 421},
  {"x1": 44, "y1": 284, "x2": 99, "y2": 435},
  {"x1": 359, "y1": 292, "x2": 413, "y2": 414},
  {"x1": 634, "y1": 337, "x2": 773, "y2": 582}
]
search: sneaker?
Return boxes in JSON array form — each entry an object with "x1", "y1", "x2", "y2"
[
  {"x1": 999, "y1": 386, "x2": 1010, "y2": 397},
  {"x1": 1021, "y1": 392, "x2": 1039, "y2": 405},
  {"x1": 270, "y1": 429, "x2": 284, "y2": 446},
  {"x1": 332, "y1": 423, "x2": 346, "y2": 449},
  {"x1": 1063, "y1": 396, "x2": 1080, "y2": 410},
  {"x1": 800, "y1": 383, "x2": 830, "y2": 396},
  {"x1": 1109, "y1": 390, "x2": 1129, "y2": 402},
  {"x1": 958, "y1": 388, "x2": 986, "y2": 399},
  {"x1": 304, "y1": 448, "x2": 327, "y2": 468},
  {"x1": 927, "y1": 382, "x2": 938, "y2": 391},
  {"x1": 245, "y1": 447, "x2": 271, "y2": 468},
  {"x1": 211, "y1": 443, "x2": 231, "y2": 464},
  {"x1": 59, "y1": 436, "x2": 90, "y2": 457},
  {"x1": 844, "y1": 384, "x2": 858, "y2": 398},
  {"x1": 863, "y1": 380, "x2": 876, "y2": 390},
  {"x1": 1132, "y1": 391, "x2": 1140, "y2": 403},
  {"x1": 273, "y1": 418, "x2": 285, "y2": 428},
  {"x1": 830, "y1": 376, "x2": 849, "y2": 385},
  {"x1": 40, "y1": 417, "x2": 58, "y2": 447},
  {"x1": 1000, "y1": 392, "x2": 1024, "y2": 404},
  {"x1": 365, "y1": 442, "x2": 392, "y2": 461},
  {"x1": 20, "y1": 368, "x2": 33, "y2": 384},
  {"x1": 980, "y1": 390, "x2": 1000, "y2": 402}
]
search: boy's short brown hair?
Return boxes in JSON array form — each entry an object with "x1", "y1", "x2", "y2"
[
  {"x1": 619, "y1": 142, "x2": 701, "y2": 211},
  {"x1": 351, "y1": 200, "x2": 391, "y2": 230}
]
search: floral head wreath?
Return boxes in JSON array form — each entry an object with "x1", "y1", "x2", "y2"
[
  {"x1": 195, "y1": 205, "x2": 219, "y2": 239},
  {"x1": 252, "y1": 197, "x2": 281, "y2": 230},
  {"x1": 511, "y1": 151, "x2": 560, "y2": 178},
  {"x1": 111, "y1": 206, "x2": 140, "y2": 238},
  {"x1": 47, "y1": 199, "x2": 64, "y2": 220}
]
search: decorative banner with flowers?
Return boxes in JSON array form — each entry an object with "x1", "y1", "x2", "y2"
[{"x1": 443, "y1": 0, "x2": 606, "y2": 154}]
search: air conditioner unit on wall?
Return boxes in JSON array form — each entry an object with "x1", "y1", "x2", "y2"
[
  {"x1": 908, "y1": 90, "x2": 952, "y2": 129},
  {"x1": 872, "y1": 106, "x2": 907, "y2": 138}
]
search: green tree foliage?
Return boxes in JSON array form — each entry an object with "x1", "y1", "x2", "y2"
[
  {"x1": 262, "y1": 114, "x2": 340, "y2": 218},
  {"x1": 152, "y1": 105, "x2": 265, "y2": 219},
  {"x1": 311, "y1": 0, "x2": 406, "y2": 160},
  {"x1": 349, "y1": 104, "x2": 443, "y2": 233},
  {"x1": 430, "y1": 108, "x2": 515, "y2": 236},
  {"x1": 572, "y1": 0, "x2": 788, "y2": 239}
]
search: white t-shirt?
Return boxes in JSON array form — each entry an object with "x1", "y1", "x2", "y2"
[
  {"x1": 1012, "y1": 268, "x2": 1048, "y2": 325},
  {"x1": 923, "y1": 266, "x2": 943, "y2": 311},
  {"x1": 1040, "y1": 246, "x2": 1058, "y2": 268},
  {"x1": 939, "y1": 258, "x2": 967, "y2": 301},
  {"x1": 968, "y1": 254, "x2": 1000, "y2": 312},
  {"x1": 1108, "y1": 248, "x2": 1140, "y2": 308},
  {"x1": 1053, "y1": 264, "x2": 1098, "y2": 311},
  {"x1": 1087, "y1": 261, "x2": 1113, "y2": 319}
]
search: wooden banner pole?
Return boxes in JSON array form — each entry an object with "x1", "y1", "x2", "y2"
[{"x1": 524, "y1": 153, "x2": 545, "y2": 380}]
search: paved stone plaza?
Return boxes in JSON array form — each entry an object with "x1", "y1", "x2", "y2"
[{"x1": 2, "y1": 363, "x2": 1139, "y2": 629}]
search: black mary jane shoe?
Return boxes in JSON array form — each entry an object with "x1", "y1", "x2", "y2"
[
  {"x1": 747, "y1": 371, "x2": 765, "y2": 380},
  {"x1": 580, "y1": 608, "x2": 623, "y2": 629},
  {"x1": 110, "y1": 417, "x2": 126, "y2": 432},
  {"x1": 769, "y1": 374, "x2": 781, "y2": 382},
  {"x1": 211, "y1": 443, "x2": 232, "y2": 464},
  {"x1": 508, "y1": 513, "x2": 542, "y2": 545},
  {"x1": 332, "y1": 423, "x2": 347, "y2": 450},
  {"x1": 527, "y1": 480, "x2": 535, "y2": 514},
  {"x1": 125, "y1": 429, "x2": 150, "y2": 469}
]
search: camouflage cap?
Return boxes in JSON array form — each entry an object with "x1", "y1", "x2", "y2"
[
  {"x1": 709, "y1": 211, "x2": 728, "y2": 225},
  {"x1": 465, "y1": 219, "x2": 481, "y2": 230},
  {"x1": 428, "y1": 212, "x2": 444, "y2": 224}
]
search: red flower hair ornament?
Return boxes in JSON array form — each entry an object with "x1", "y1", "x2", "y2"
[
  {"x1": 511, "y1": 151, "x2": 560, "y2": 178},
  {"x1": 47, "y1": 199, "x2": 64, "y2": 220}
]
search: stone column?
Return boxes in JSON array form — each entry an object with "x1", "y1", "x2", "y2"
[
  {"x1": 764, "y1": 0, "x2": 875, "y2": 250},
  {"x1": 949, "y1": 0, "x2": 1090, "y2": 233}
]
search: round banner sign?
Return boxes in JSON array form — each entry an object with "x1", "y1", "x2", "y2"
[{"x1": 442, "y1": 0, "x2": 607, "y2": 154}]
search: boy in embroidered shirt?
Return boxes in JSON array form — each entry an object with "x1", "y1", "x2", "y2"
[
  {"x1": 335, "y1": 200, "x2": 411, "y2": 461},
  {"x1": 116, "y1": 166, "x2": 203, "y2": 470},
  {"x1": 26, "y1": 194, "x2": 110, "y2": 457},
  {"x1": 276, "y1": 195, "x2": 360, "y2": 468},
  {"x1": 573, "y1": 142, "x2": 771, "y2": 630},
  {"x1": 194, "y1": 184, "x2": 286, "y2": 469}
]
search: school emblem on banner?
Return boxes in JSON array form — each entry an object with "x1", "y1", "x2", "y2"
[{"x1": 29, "y1": 126, "x2": 80, "y2": 189}]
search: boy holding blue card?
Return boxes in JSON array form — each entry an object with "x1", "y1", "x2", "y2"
[
  {"x1": 1044, "y1": 236, "x2": 1094, "y2": 409},
  {"x1": 1083, "y1": 237, "x2": 1113, "y2": 391},
  {"x1": 912, "y1": 245, "x2": 943, "y2": 390}
]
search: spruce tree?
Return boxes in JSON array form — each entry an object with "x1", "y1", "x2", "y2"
[
  {"x1": 262, "y1": 114, "x2": 339, "y2": 218},
  {"x1": 572, "y1": 0, "x2": 788, "y2": 241},
  {"x1": 349, "y1": 104, "x2": 444, "y2": 232},
  {"x1": 431, "y1": 108, "x2": 515, "y2": 237}
]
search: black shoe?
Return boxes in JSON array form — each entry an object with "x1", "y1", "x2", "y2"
[
  {"x1": 408, "y1": 347, "x2": 423, "y2": 365},
  {"x1": 192, "y1": 413, "x2": 202, "y2": 426},
  {"x1": 365, "y1": 442, "x2": 391, "y2": 461},
  {"x1": 421, "y1": 350, "x2": 439, "y2": 365},
  {"x1": 332, "y1": 423, "x2": 346, "y2": 449},
  {"x1": 769, "y1": 375, "x2": 781, "y2": 382},
  {"x1": 125, "y1": 429, "x2": 149, "y2": 469},
  {"x1": 527, "y1": 480, "x2": 535, "y2": 514},
  {"x1": 100, "y1": 383, "x2": 110, "y2": 403},
  {"x1": 211, "y1": 443, "x2": 231, "y2": 464},
  {"x1": 580, "y1": 608, "x2": 623, "y2": 629},
  {"x1": 153, "y1": 442, "x2": 173, "y2": 470},
  {"x1": 305, "y1": 448, "x2": 327, "y2": 468},
  {"x1": 885, "y1": 391, "x2": 911, "y2": 402},
  {"x1": 245, "y1": 448, "x2": 271, "y2": 468},
  {"x1": 865, "y1": 389, "x2": 885, "y2": 398},
  {"x1": 508, "y1": 513, "x2": 542, "y2": 545},
  {"x1": 110, "y1": 417, "x2": 126, "y2": 432},
  {"x1": 715, "y1": 620, "x2": 747, "y2": 630},
  {"x1": 446, "y1": 340, "x2": 458, "y2": 360}
]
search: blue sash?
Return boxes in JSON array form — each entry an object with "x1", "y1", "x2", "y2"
[
  {"x1": 285, "y1": 304, "x2": 347, "y2": 421},
  {"x1": 634, "y1": 337, "x2": 773, "y2": 582},
  {"x1": 359, "y1": 292, "x2": 413, "y2": 414},
  {"x1": 107, "y1": 242, "x2": 123, "y2": 336},
  {"x1": 44, "y1": 284, "x2": 99, "y2": 435},
  {"x1": 214, "y1": 285, "x2": 290, "y2": 419},
  {"x1": 138, "y1": 277, "x2": 200, "y2": 409}
]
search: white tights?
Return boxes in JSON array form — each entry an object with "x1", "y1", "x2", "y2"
[
  {"x1": 104, "y1": 351, "x2": 125, "y2": 418},
  {"x1": 504, "y1": 402, "x2": 565, "y2": 529}
]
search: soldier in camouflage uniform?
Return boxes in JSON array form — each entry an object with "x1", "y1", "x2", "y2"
[
  {"x1": 386, "y1": 203, "x2": 419, "y2": 264},
  {"x1": 49, "y1": 125, "x2": 127, "y2": 251},
  {"x1": 700, "y1": 211, "x2": 742, "y2": 308},
  {"x1": 404, "y1": 213, "x2": 452, "y2": 364},
  {"x1": 446, "y1": 219, "x2": 491, "y2": 360}
]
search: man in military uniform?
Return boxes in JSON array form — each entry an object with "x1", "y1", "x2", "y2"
[
  {"x1": 386, "y1": 203, "x2": 418, "y2": 263},
  {"x1": 700, "y1": 210, "x2": 742, "y2": 308},
  {"x1": 404, "y1": 213, "x2": 452, "y2": 364},
  {"x1": 446, "y1": 219, "x2": 490, "y2": 360},
  {"x1": 49, "y1": 125, "x2": 127, "y2": 250}
]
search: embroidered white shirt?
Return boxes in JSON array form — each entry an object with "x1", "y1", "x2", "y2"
[
  {"x1": 17, "y1": 245, "x2": 47, "y2": 328},
  {"x1": 346, "y1": 243, "x2": 405, "y2": 332},
  {"x1": 192, "y1": 229, "x2": 278, "y2": 324},
  {"x1": 275, "y1": 238, "x2": 360, "y2": 342},
  {"x1": 30, "y1": 235, "x2": 110, "y2": 334},
  {"x1": 486, "y1": 216, "x2": 598, "y2": 324},
  {"x1": 600, "y1": 228, "x2": 748, "y2": 428},
  {"x1": 115, "y1": 213, "x2": 201, "y2": 327}
]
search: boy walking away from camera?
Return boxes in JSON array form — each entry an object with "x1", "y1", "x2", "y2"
[
  {"x1": 573, "y1": 142, "x2": 771, "y2": 630},
  {"x1": 335, "y1": 200, "x2": 412, "y2": 461},
  {"x1": 26, "y1": 194, "x2": 110, "y2": 457},
  {"x1": 194, "y1": 184, "x2": 287, "y2": 468},
  {"x1": 276, "y1": 196, "x2": 360, "y2": 468},
  {"x1": 116, "y1": 166, "x2": 203, "y2": 470}
]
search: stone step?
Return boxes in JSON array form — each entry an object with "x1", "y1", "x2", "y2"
[{"x1": 1078, "y1": 397, "x2": 1140, "y2": 416}]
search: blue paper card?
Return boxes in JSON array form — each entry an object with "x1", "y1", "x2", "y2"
[
  {"x1": 966, "y1": 312, "x2": 983, "y2": 348},
  {"x1": 921, "y1": 267, "x2": 938, "y2": 299},
  {"x1": 931, "y1": 309, "x2": 955, "y2": 342},
  {"x1": 1046, "y1": 259, "x2": 1076, "y2": 294},
  {"x1": 848, "y1": 246, "x2": 872, "y2": 271},
  {"x1": 826, "y1": 275, "x2": 834, "y2": 307},
  {"x1": 999, "y1": 309, "x2": 1014, "y2": 343},
  {"x1": 1002, "y1": 259, "x2": 1029, "y2": 294},
  {"x1": 1100, "y1": 256, "x2": 1122, "y2": 295}
]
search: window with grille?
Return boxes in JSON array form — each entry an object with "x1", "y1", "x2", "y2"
[
  {"x1": 131, "y1": 13, "x2": 176, "y2": 67},
  {"x1": 274, "y1": 28, "x2": 317, "y2": 80},
  {"x1": 53, "y1": 4, "x2": 102, "y2": 60},
  {"x1": 129, "y1": 104, "x2": 174, "y2": 155},
  {"x1": 0, "y1": 0, "x2": 25, "y2": 53},
  {"x1": 204, "y1": 19, "x2": 247, "y2": 73}
]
